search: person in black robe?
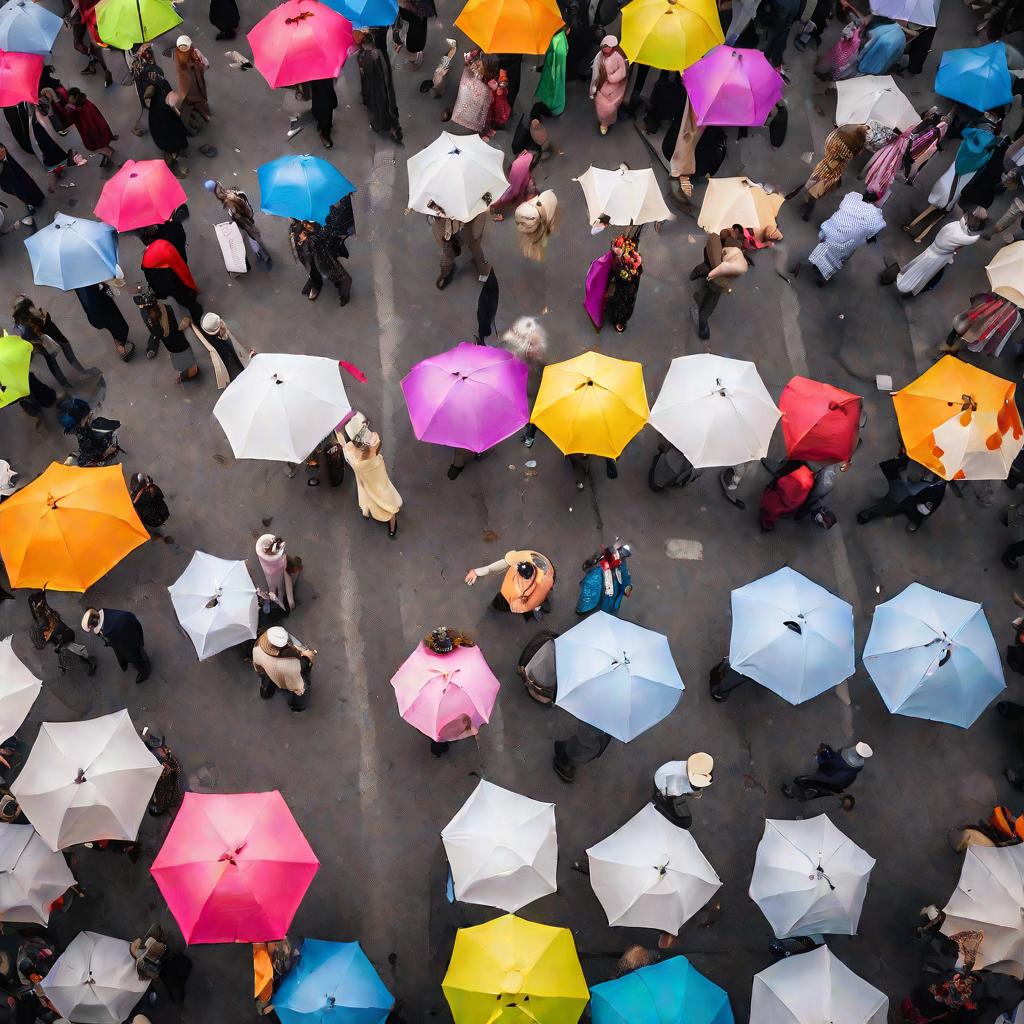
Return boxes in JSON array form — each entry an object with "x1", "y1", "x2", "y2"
[
  {"x1": 0, "y1": 145, "x2": 43, "y2": 211},
  {"x1": 309, "y1": 78, "x2": 338, "y2": 148},
  {"x1": 141, "y1": 220, "x2": 187, "y2": 260},
  {"x1": 75, "y1": 282, "x2": 134, "y2": 359},
  {"x1": 209, "y1": 0, "x2": 239, "y2": 38},
  {"x1": 3, "y1": 103, "x2": 33, "y2": 155},
  {"x1": 355, "y1": 32, "x2": 403, "y2": 144},
  {"x1": 82, "y1": 607, "x2": 151, "y2": 683},
  {"x1": 144, "y1": 77, "x2": 189, "y2": 175}
]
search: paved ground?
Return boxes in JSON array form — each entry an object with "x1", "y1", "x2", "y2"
[{"x1": 3, "y1": 0, "x2": 1024, "y2": 1020}]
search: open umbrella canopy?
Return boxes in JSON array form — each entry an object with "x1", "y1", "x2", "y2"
[
  {"x1": 588, "y1": 804, "x2": 720, "y2": 933},
  {"x1": 168, "y1": 552, "x2": 258, "y2": 661},
  {"x1": 0, "y1": 0, "x2": 63, "y2": 54},
  {"x1": 779, "y1": 376, "x2": 861, "y2": 463},
  {"x1": 151, "y1": 790, "x2": 319, "y2": 944},
  {"x1": 0, "y1": 823, "x2": 73, "y2": 926},
  {"x1": 94, "y1": 159, "x2": 187, "y2": 232},
  {"x1": 407, "y1": 132, "x2": 509, "y2": 223},
  {"x1": 730, "y1": 568, "x2": 855, "y2": 705},
  {"x1": 0, "y1": 47, "x2": 41, "y2": 105},
  {"x1": 401, "y1": 342, "x2": 529, "y2": 453},
  {"x1": 455, "y1": 0, "x2": 563, "y2": 54},
  {"x1": 442, "y1": 914, "x2": 589, "y2": 1024},
  {"x1": 698, "y1": 177, "x2": 783, "y2": 233},
  {"x1": 248, "y1": 0, "x2": 355, "y2": 89},
  {"x1": 935, "y1": 42, "x2": 1012, "y2": 111},
  {"x1": 320, "y1": 0, "x2": 397, "y2": 24},
  {"x1": 258, "y1": 154, "x2": 355, "y2": 226},
  {"x1": 274, "y1": 939, "x2": 394, "y2": 1024},
  {"x1": 0, "y1": 331, "x2": 31, "y2": 409},
  {"x1": 555, "y1": 611, "x2": 683, "y2": 742},
  {"x1": 24, "y1": 213, "x2": 119, "y2": 291},
  {"x1": 987, "y1": 241, "x2": 1024, "y2": 307},
  {"x1": 620, "y1": 0, "x2": 723, "y2": 71},
  {"x1": 869, "y1": 0, "x2": 939, "y2": 26},
  {"x1": 893, "y1": 356, "x2": 1023, "y2": 481},
  {"x1": 683, "y1": 45, "x2": 784, "y2": 126},
  {"x1": 575, "y1": 165, "x2": 672, "y2": 226},
  {"x1": 863, "y1": 582, "x2": 1004, "y2": 728},
  {"x1": 94, "y1": 0, "x2": 180, "y2": 48},
  {"x1": 11, "y1": 709, "x2": 161, "y2": 852},
  {"x1": 835, "y1": 75, "x2": 919, "y2": 131},
  {"x1": 0, "y1": 462, "x2": 149, "y2": 592},
  {"x1": 0, "y1": 635, "x2": 41, "y2": 741}
]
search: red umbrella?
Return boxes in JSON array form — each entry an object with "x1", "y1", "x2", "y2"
[
  {"x1": 94, "y1": 159, "x2": 187, "y2": 231},
  {"x1": 779, "y1": 376, "x2": 862, "y2": 463},
  {"x1": 247, "y1": 0, "x2": 355, "y2": 89},
  {"x1": 0, "y1": 49, "x2": 42, "y2": 106}
]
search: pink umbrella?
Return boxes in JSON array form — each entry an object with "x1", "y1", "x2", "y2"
[
  {"x1": 391, "y1": 642, "x2": 500, "y2": 742},
  {"x1": 248, "y1": 0, "x2": 355, "y2": 89},
  {"x1": 94, "y1": 159, "x2": 187, "y2": 231},
  {"x1": 400, "y1": 342, "x2": 529, "y2": 453},
  {"x1": 150, "y1": 791, "x2": 319, "y2": 944},
  {"x1": 0, "y1": 49, "x2": 42, "y2": 106},
  {"x1": 682, "y1": 45, "x2": 784, "y2": 127}
]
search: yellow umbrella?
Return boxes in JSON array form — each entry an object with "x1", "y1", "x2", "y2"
[
  {"x1": 0, "y1": 332, "x2": 32, "y2": 410},
  {"x1": 455, "y1": 0, "x2": 564, "y2": 55},
  {"x1": 95, "y1": 0, "x2": 182, "y2": 49},
  {"x1": 698, "y1": 176, "x2": 784, "y2": 233},
  {"x1": 620, "y1": 0, "x2": 723, "y2": 72},
  {"x1": 986, "y1": 241, "x2": 1024, "y2": 308},
  {"x1": 532, "y1": 351, "x2": 649, "y2": 458},
  {"x1": 442, "y1": 914, "x2": 589, "y2": 1024}
]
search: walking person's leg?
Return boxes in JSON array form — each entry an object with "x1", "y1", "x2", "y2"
[
  {"x1": 465, "y1": 216, "x2": 490, "y2": 280},
  {"x1": 431, "y1": 219, "x2": 457, "y2": 288},
  {"x1": 40, "y1": 348, "x2": 72, "y2": 388},
  {"x1": 330, "y1": 263, "x2": 352, "y2": 306},
  {"x1": 1003, "y1": 539, "x2": 1024, "y2": 568},
  {"x1": 304, "y1": 263, "x2": 323, "y2": 298}
]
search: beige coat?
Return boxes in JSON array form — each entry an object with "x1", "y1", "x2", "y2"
[
  {"x1": 342, "y1": 436, "x2": 402, "y2": 521},
  {"x1": 253, "y1": 644, "x2": 309, "y2": 694}
]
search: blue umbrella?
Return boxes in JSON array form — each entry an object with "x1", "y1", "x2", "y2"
[
  {"x1": 591, "y1": 956, "x2": 734, "y2": 1024},
  {"x1": 257, "y1": 154, "x2": 356, "y2": 225},
  {"x1": 0, "y1": 0, "x2": 62, "y2": 54},
  {"x1": 274, "y1": 940, "x2": 394, "y2": 1024},
  {"x1": 24, "y1": 213, "x2": 119, "y2": 291},
  {"x1": 320, "y1": 0, "x2": 397, "y2": 27},
  {"x1": 935, "y1": 42, "x2": 1012, "y2": 111}
]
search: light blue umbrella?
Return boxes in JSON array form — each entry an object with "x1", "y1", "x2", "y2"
[
  {"x1": 0, "y1": 0, "x2": 62, "y2": 54},
  {"x1": 554, "y1": 611, "x2": 683, "y2": 742},
  {"x1": 257, "y1": 154, "x2": 356, "y2": 226},
  {"x1": 863, "y1": 582, "x2": 1004, "y2": 728},
  {"x1": 591, "y1": 956, "x2": 734, "y2": 1024},
  {"x1": 730, "y1": 567, "x2": 855, "y2": 705},
  {"x1": 320, "y1": 0, "x2": 397, "y2": 27},
  {"x1": 274, "y1": 940, "x2": 394, "y2": 1024},
  {"x1": 935, "y1": 42, "x2": 1012, "y2": 111},
  {"x1": 24, "y1": 213, "x2": 119, "y2": 290}
]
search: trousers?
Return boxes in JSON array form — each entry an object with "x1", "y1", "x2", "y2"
[{"x1": 432, "y1": 215, "x2": 489, "y2": 277}]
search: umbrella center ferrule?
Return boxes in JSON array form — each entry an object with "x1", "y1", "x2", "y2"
[
  {"x1": 501, "y1": 970, "x2": 524, "y2": 994},
  {"x1": 219, "y1": 841, "x2": 247, "y2": 865},
  {"x1": 284, "y1": 10, "x2": 314, "y2": 22},
  {"x1": 326, "y1": 995, "x2": 336, "y2": 1007},
  {"x1": 74, "y1": 768, "x2": 87, "y2": 784}
]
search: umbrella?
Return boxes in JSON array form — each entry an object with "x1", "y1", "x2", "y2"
[
  {"x1": 987, "y1": 241, "x2": 1024, "y2": 307},
  {"x1": 213, "y1": 353, "x2": 351, "y2": 463},
  {"x1": 683, "y1": 45, "x2": 784, "y2": 127},
  {"x1": 698, "y1": 177, "x2": 783, "y2": 233},
  {"x1": 11, "y1": 709, "x2": 161, "y2": 852},
  {"x1": 0, "y1": 823, "x2": 74, "y2": 925},
  {"x1": 24, "y1": 213, "x2": 119, "y2": 291},
  {"x1": 936, "y1": 42, "x2": 1012, "y2": 111},
  {"x1": 835, "y1": 75, "x2": 919, "y2": 131},
  {"x1": 532, "y1": 351, "x2": 649, "y2": 459},
  {"x1": 0, "y1": 332, "x2": 31, "y2": 409},
  {"x1": 620, "y1": 0, "x2": 723, "y2": 72},
  {"x1": 0, "y1": 48, "x2": 41, "y2": 105},
  {"x1": 0, "y1": 462, "x2": 149, "y2": 592},
  {"x1": 258, "y1": 154, "x2": 356, "y2": 226},
  {"x1": 391, "y1": 641, "x2": 500, "y2": 741},
  {"x1": 401, "y1": 342, "x2": 529, "y2": 453},
  {"x1": 168, "y1": 552, "x2": 258, "y2": 660},
  {"x1": 942, "y1": 844, "x2": 1024, "y2": 977},
  {"x1": 40, "y1": 931, "x2": 151, "y2": 1024},
  {"x1": 274, "y1": 939, "x2": 394, "y2": 1024},
  {"x1": 729, "y1": 567, "x2": 855, "y2": 705},
  {"x1": 94, "y1": 159, "x2": 187, "y2": 232},
  {"x1": 591, "y1": 955, "x2": 734, "y2": 1024},
  {"x1": 455, "y1": 0, "x2": 563, "y2": 54},
  {"x1": 442, "y1": 914, "x2": 589, "y2": 1024},
  {"x1": 321, "y1": 0, "x2": 397, "y2": 25},
  {"x1": 893, "y1": 356, "x2": 1023, "y2": 480},
  {"x1": 0, "y1": 635, "x2": 41, "y2": 740},
  {"x1": 248, "y1": 0, "x2": 355, "y2": 89},
  {"x1": 94, "y1": 0, "x2": 181, "y2": 48},
  {"x1": 587, "y1": 803, "x2": 720, "y2": 933},
  {"x1": 779, "y1": 376, "x2": 862, "y2": 463},
  {"x1": 869, "y1": 0, "x2": 939, "y2": 26},
  {"x1": 575, "y1": 165, "x2": 672, "y2": 226},
  {"x1": 863, "y1": 582, "x2": 1004, "y2": 728},
  {"x1": 649, "y1": 354, "x2": 780, "y2": 467},
  {"x1": 407, "y1": 132, "x2": 509, "y2": 224},
  {"x1": 555, "y1": 611, "x2": 683, "y2": 742},
  {"x1": 750, "y1": 946, "x2": 887, "y2": 1024},
  {"x1": 0, "y1": 0, "x2": 63, "y2": 54},
  {"x1": 151, "y1": 790, "x2": 319, "y2": 944},
  {"x1": 750, "y1": 815, "x2": 875, "y2": 938},
  {"x1": 441, "y1": 780, "x2": 556, "y2": 913}
]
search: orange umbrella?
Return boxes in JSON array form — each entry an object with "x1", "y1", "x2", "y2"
[
  {"x1": 0, "y1": 463, "x2": 148, "y2": 591},
  {"x1": 455, "y1": 0, "x2": 563, "y2": 54}
]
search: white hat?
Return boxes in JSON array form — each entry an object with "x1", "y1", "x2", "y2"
[
  {"x1": 201, "y1": 312, "x2": 223, "y2": 333},
  {"x1": 601, "y1": 34, "x2": 617, "y2": 47},
  {"x1": 854, "y1": 741, "x2": 873, "y2": 758},
  {"x1": 266, "y1": 626, "x2": 289, "y2": 649},
  {"x1": 176, "y1": 34, "x2": 192, "y2": 48},
  {"x1": 80, "y1": 609, "x2": 99, "y2": 632},
  {"x1": 687, "y1": 752, "x2": 714, "y2": 788}
]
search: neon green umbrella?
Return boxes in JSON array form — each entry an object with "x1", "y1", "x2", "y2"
[
  {"x1": 0, "y1": 333, "x2": 31, "y2": 410},
  {"x1": 95, "y1": 0, "x2": 181, "y2": 49}
]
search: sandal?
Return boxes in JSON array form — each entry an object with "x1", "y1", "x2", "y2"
[{"x1": 614, "y1": 323, "x2": 626, "y2": 332}]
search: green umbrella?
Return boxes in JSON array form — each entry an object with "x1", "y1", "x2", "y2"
[
  {"x1": 0, "y1": 333, "x2": 31, "y2": 410},
  {"x1": 95, "y1": 0, "x2": 181, "y2": 49}
]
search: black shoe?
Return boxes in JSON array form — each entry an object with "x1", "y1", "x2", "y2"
[
  {"x1": 135, "y1": 671, "x2": 150, "y2": 684},
  {"x1": 447, "y1": 464, "x2": 463, "y2": 480},
  {"x1": 436, "y1": 269, "x2": 454, "y2": 290},
  {"x1": 451, "y1": 237, "x2": 462, "y2": 257},
  {"x1": 698, "y1": 319, "x2": 710, "y2": 340},
  {"x1": 215, "y1": 29, "x2": 236, "y2": 39},
  {"x1": 856, "y1": 511, "x2": 871, "y2": 524},
  {"x1": 388, "y1": 519, "x2": 398, "y2": 538},
  {"x1": 710, "y1": 688, "x2": 727, "y2": 702},
  {"x1": 552, "y1": 758, "x2": 574, "y2": 783},
  {"x1": 605, "y1": 460, "x2": 618, "y2": 479},
  {"x1": 1004, "y1": 554, "x2": 1020, "y2": 569},
  {"x1": 781, "y1": 784, "x2": 796, "y2": 798}
]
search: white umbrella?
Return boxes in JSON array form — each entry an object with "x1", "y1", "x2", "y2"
[
  {"x1": 869, "y1": 0, "x2": 940, "y2": 27},
  {"x1": 168, "y1": 551, "x2": 258, "y2": 660},
  {"x1": 441, "y1": 779, "x2": 556, "y2": 913},
  {"x1": 0, "y1": 823, "x2": 74, "y2": 925},
  {"x1": 751, "y1": 946, "x2": 887, "y2": 1024},
  {"x1": 11, "y1": 709, "x2": 161, "y2": 852},
  {"x1": 749, "y1": 815, "x2": 875, "y2": 938},
  {"x1": 0, "y1": 635, "x2": 41, "y2": 740},
  {"x1": 986, "y1": 241, "x2": 1024, "y2": 308},
  {"x1": 213, "y1": 353, "x2": 351, "y2": 464},
  {"x1": 649, "y1": 354, "x2": 780, "y2": 468},
  {"x1": 835, "y1": 75, "x2": 920, "y2": 131},
  {"x1": 587, "y1": 803, "x2": 721, "y2": 934},
  {"x1": 40, "y1": 931, "x2": 150, "y2": 1024},
  {"x1": 407, "y1": 132, "x2": 509, "y2": 223},
  {"x1": 575, "y1": 164, "x2": 673, "y2": 227}
]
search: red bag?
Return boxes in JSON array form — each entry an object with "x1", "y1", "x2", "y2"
[{"x1": 759, "y1": 466, "x2": 814, "y2": 530}]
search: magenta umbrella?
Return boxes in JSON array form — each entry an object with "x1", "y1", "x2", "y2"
[
  {"x1": 247, "y1": 0, "x2": 355, "y2": 89},
  {"x1": 682, "y1": 45, "x2": 784, "y2": 127},
  {"x1": 400, "y1": 342, "x2": 529, "y2": 453},
  {"x1": 0, "y1": 49, "x2": 42, "y2": 106}
]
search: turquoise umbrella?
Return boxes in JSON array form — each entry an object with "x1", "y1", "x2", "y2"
[
  {"x1": 321, "y1": 0, "x2": 397, "y2": 26},
  {"x1": 935, "y1": 42, "x2": 1012, "y2": 111}
]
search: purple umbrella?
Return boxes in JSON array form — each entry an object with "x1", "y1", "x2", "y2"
[
  {"x1": 682, "y1": 45, "x2": 784, "y2": 127},
  {"x1": 401, "y1": 342, "x2": 529, "y2": 453}
]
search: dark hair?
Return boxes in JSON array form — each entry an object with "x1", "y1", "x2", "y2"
[
  {"x1": 68, "y1": 87, "x2": 84, "y2": 101},
  {"x1": 862, "y1": 189, "x2": 879, "y2": 203},
  {"x1": 516, "y1": 561, "x2": 536, "y2": 579}
]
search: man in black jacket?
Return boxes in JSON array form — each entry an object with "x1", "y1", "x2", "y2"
[{"x1": 82, "y1": 608, "x2": 151, "y2": 683}]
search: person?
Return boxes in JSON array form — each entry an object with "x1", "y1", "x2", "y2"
[
  {"x1": 11, "y1": 295, "x2": 93, "y2": 388},
  {"x1": 490, "y1": 150, "x2": 538, "y2": 221},
  {"x1": 553, "y1": 723, "x2": 611, "y2": 782},
  {"x1": 143, "y1": 732, "x2": 181, "y2": 816},
  {"x1": 893, "y1": 209, "x2": 985, "y2": 296},
  {"x1": 517, "y1": 628, "x2": 559, "y2": 703},
  {"x1": 174, "y1": 36, "x2": 211, "y2": 131},
  {"x1": 489, "y1": 69, "x2": 512, "y2": 131},
  {"x1": 862, "y1": 109, "x2": 950, "y2": 204},
  {"x1": 807, "y1": 191, "x2": 885, "y2": 285},
  {"x1": 708, "y1": 656, "x2": 748, "y2": 701},
  {"x1": 308, "y1": 77, "x2": 338, "y2": 149},
  {"x1": 652, "y1": 754, "x2": 714, "y2": 828},
  {"x1": 75, "y1": 281, "x2": 134, "y2": 360},
  {"x1": 393, "y1": 0, "x2": 435, "y2": 69},
  {"x1": 144, "y1": 77, "x2": 190, "y2": 178},
  {"x1": 514, "y1": 190, "x2": 558, "y2": 261},
  {"x1": 341, "y1": 412, "x2": 402, "y2": 538},
  {"x1": 252, "y1": 625, "x2": 315, "y2": 712},
  {"x1": 856, "y1": 453, "x2": 945, "y2": 532},
  {"x1": 256, "y1": 535, "x2": 299, "y2": 612},
  {"x1": 288, "y1": 218, "x2": 352, "y2": 305},
  {"x1": 464, "y1": 548, "x2": 555, "y2": 619},
  {"x1": 356, "y1": 34, "x2": 402, "y2": 144},
  {"x1": 28, "y1": 591, "x2": 97, "y2": 675},
  {"x1": 450, "y1": 50, "x2": 493, "y2": 136},
  {"x1": 941, "y1": 291, "x2": 1022, "y2": 357},
  {"x1": 141, "y1": 238, "x2": 203, "y2": 320},
  {"x1": 203, "y1": 179, "x2": 271, "y2": 268},
  {"x1": 58, "y1": 88, "x2": 116, "y2": 167},
  {"x1": 0, "y1": 144, "x2": 44, "y2": 212},
  {"x1": 758, "y1": 462, "x2": 815, "y2": 531},
  {"x1": 185, "y1": 311, "x2": 254, "y2": 386},
  {"x1": 209, "y1": 0, "x2": 239, "y2": 38},
  {"x1": 423, "y1": 37, "x2": 458, "y2": 98},
  {"x1": 790, "y1": 124, "x2": 868, "y2": 220},
  {"x1": 781, "y1": 740, "x2": 872, "y2": 801},
  {"x1": 502, "y1": 316, "x2": 547, "y2": 447},
  {"x1": 133, "y1": 289, "x2": 200, "y2": 383},
  {"x1": 129, "y1": 473, "x2": 171, "y2": 537},
  {"x1": 427, "y1": 202, "x2": 491, "y2": 290},
  {"x1": 30, "y1": 97, "x2": 82, "y2": 192},
  {"x1": 762, "y1": 0, "x2": 802, "y2": 69},
  {"x1": 689, "y1": 231, "x2": 749, "y2": 340},
  {"x1": 476, "y1": 267, "x2": 499, "y2": 341},
  {"x1": 590, "y1": 36, "x2": 627, "y2": 134},
  {"x1": 82, "y1": 607, "x2": 151, "y2": 683},
  {"x1": 856, "y1": 20, "x2": 907, "y2": 74},
  {"x1": 535, "y1": 28, "x2": 568, "y2": 116},
  {"x1": 67, "y1": 0, "x2": 113, "y2": 86},
  {"x1": 605, "y1": 234, "x2": 643, "y2": 332},
  {"x1": 419, "y1": 627, "x2": 478, "y2": 755}
]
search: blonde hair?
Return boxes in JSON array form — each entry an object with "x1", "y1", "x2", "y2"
[{"x1": 501, "y1": 317, "x2": 547, "y2": 365}]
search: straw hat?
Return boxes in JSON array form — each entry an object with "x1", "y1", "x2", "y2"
[{"x1": 686, "y1": 752, "x2": 714, "y2": 788}]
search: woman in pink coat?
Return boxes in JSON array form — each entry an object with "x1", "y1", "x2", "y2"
[{"x1": 590, "y1": 35, "x2": 628, "y2": 135}]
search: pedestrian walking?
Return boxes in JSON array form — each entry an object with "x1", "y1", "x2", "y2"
[
  {"x1": 517, "y1": 628, "x2": 559, "y2": 703},
  {"x1": 141, "y1": 238, "x2": 203, "y2": 321},
  {"x1": 252, "y1": 625, "x2": 315, "y2": 712},
  {"x1": 144, "y1": 78, "x2": 190, "y2": 178},
  {"x1": 29, "y1": 97, "x2": 82, "y2": 192},
  {"x1": 490, "y1": 151, "x2": 538, "y2": 221},
  {"x1": 855, "y1": 453, "x2": 945, "y2": 532},
  {"x1": 501, "y1": 315, "x2": 547, "y2": 447},
  {"x1": 789, "y1": 124, "x2": 868, "y2": 221},
  {"x1": 590, "y1": 36, "x2": 628, "y2": 134},
  {"x1": 74, "y1": 281, "x2": 134, "y2": 360},
  {"x1": 761, "y1": 0, "x2": 802, "y2": 69},
  {"x1": 255, "y1": 534, "x2": 299, "y2": 612},
  {"x1": 428, "y1": 204, "x2": 490, "y2": 290},
  {"x1": 781, "y1": 740, "x2": 872, "y2": 802},
  {"x1": 856, "y1": 20, "x2": 907, "y2": 74},
  {"x1": 450, "y1": 50, "x2": 493, "y2": 135},
  {"x1": 689, "y1": 231, "x2": 749, "y2": 340},
  {"x1": 133, "y1": 289, "x2": 200, "y2": 383},
  {"x1": 862, "y1": 109, "x2": 949, "y2": 203},
  {"x1": 393, "y1": 0, "x2": 434, "y2": 68},
  {"x1": 341, "y1": 412, "x2": 402, "y2": 538},
  {"x1": 0, "y1": 144, "x2": 44, "y2": 212},
  {"x1": 288, "y1": 218, "x2": 352, "y2": 305},
  {"x1": 514, "y1": 190, "x2": 558, "y2": 261},
  {"x1": 203, "y1": 179, "x2": 271, "y2": 268},
  {"x1": 356, "y1": 34, "x2": 402, "y2": 144},
  {"x1": 464, "y1": 548, "x2": 555, "y2": 619},
  {"x1": 891, "y1": 209, "x2": 985, "y2": 296},
  {"x1": 11, "y1": 295, "x2": 94, "y2": 388},
  {"x1": 807, "y1": 191, "x2": 885, "y2": 286},
  {"x1": 940, "y1": 291, "x2": 1022, "y2": 357},
  {"x1": 652, "y1": 753, "x2": 714, "y2": 828},
  {"x1": 173, "y1": 37, "x2": 211, "y2": 132},
  {"x1": 81, "y1": 607, "x2": 152, "y2": 682},
  {"x1": 141, "y1": 219, "x2": 187, "y2": 260},
  {"x1": 129, "y1": 472, "x2": 171, "y2": 538},
  {"x1": 708, "y1": 656, "x2": 747, "y2": 701},
  {"x1": 185, "y1": 311, "x2": 254, "y2": 385},
  {"x1": 535, "y1": 28, "x2": 568, "y2": 116},
  {"x1": 209, "y1": 0, "x2": 239, "y2": 38},
  {"x1": 302, "y1": 77, "x2": 336, "y2": 149},
  {"x1": 57, "y1": 88, "x2": 117, "y2": 168},
  {"x1": 552, "y1": 723, "x2": 611, "y2": 782},
  {"x1": 28, "y1": 591, "x2": 97, "y2": 675}
]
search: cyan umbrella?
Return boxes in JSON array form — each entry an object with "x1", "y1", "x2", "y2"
[
  {"x1": 0, "y1": 0, "x2": 63, "y2": 54},
  {"x1": 24, "y1": 213, "x2": 119, "y2": 291},
  {"x1": 274, "y1": 939, "x2": 394, "y2": 1024},
  {"x1": 935, "y1": 42, "x2": 1012, "y2": 111},
  {"x1": 321, "y1": 0, "x2": 397, "y2": 26},
  {"x1": 863, "y1": 582, "x2": 1004, "y2": 728},
  {"x1": 730, "y1": 567, "x2": 855, "y2": 705},
  {"x1": 257, "y1": 154, "x2": 356, "y2": 226},
  {"x1": 591, "y1": 956, "x2": 734, "y2": 1024}
]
